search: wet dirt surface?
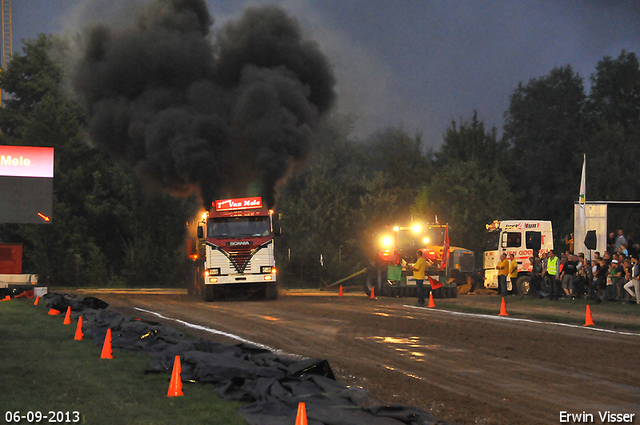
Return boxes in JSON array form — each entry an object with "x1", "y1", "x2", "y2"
[{"x1": 75, "y1": 289, "x2": 640, "y2": 425}]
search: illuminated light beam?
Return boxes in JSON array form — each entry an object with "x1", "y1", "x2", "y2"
[{"x1": 37, "y1": 212, "x2": 50, "y2": 221}]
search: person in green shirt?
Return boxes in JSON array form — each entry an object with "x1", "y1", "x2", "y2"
[{"x1": 410, "y1": 250, "x2": 428, "y2": 306}]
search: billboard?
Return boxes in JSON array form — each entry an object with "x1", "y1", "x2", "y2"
[
  {"x1": 574, "y1": 203, "x2": 607, "y2": 260},
  {"x1": 0, "y1": 145, "x2": 54, "y2": 224}
]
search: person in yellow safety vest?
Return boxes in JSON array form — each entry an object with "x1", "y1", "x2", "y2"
[
  {"x1": 545, "y1": 250, "x2": 560, "y2": 300},
  {"x1": 409, "y1": 250, "x2": 428, "y2": 306},
  {"x1": 496, "y1": 253, "x2": 510, "y2": 296},
  {"x1": 509, "y1": 253, "x2": 519, "y2": 295}
]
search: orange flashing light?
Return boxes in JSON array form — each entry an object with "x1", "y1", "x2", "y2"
[{"x1": 37, "y1": 212, "x2": 50, "y2": 222}]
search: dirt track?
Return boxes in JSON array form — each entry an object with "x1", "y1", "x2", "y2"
[{"x1": 75, "y1": 289, "x2": 640, "y2": 425}]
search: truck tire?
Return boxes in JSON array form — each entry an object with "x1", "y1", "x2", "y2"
[
  {"x1": 447, "y1": 286, "x2": 458, "y2": 298},
  {"x1": 516, "y1": 275, "x2": 531, "y2": 296},
  {"x1": 189, "y1": 264, "x2": 203, "y2": 296},
  {"x1": 265, "y1": 283, "x2": 278, "y2": 300},
  {"x1": 204, "y1": 285, "x2": 215, "y2": 302},
  {"x1": 364, "y1": 266, "x2": 384, "y2": 297}
]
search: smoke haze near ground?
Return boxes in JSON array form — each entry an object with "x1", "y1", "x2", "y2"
[{"x1": 73, "y1": 0, "x2": 335, "y2": 208}]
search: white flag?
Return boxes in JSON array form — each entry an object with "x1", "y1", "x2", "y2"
[{"x1": 579, "y1": 154, "x2": 586, "y2": 204}]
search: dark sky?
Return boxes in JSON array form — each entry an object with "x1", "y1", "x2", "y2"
[{"x1": 10, "y1": 0, "x2": 640, "y2": 148}]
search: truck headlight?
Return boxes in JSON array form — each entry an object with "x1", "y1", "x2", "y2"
[
  {"x1": 209, "y1": 268, "x2": 220, "y2": 275},
  {"x1": 261, "y1": 266, "x2": 273, "y2": 274}
]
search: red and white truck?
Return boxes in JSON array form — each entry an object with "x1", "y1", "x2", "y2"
[
  {"x1": 483, "y1": 220, "x2": 553, "y2": 294},
  {"x1": 188, "y1": 197, "x2": 280, "y2": 301}
]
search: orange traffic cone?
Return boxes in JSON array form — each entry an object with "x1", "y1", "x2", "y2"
[
  {"x1": 295, "y1": 402, "x2": 308, "y2": 425},
  {"x1": 1, "y1": 295, "x2": 10, "y2": 301},
  {"x1": 498, "y1": 297, "x2": 509, "y2": 316},
  {"x1": 339, "y1": 285, "x2": 343, "y2": 297},
  {"x1": 48, "y1": 308, "x2": 61, "y2": 315},
  {"x1": 100, "y1": 329, "x2": 113, "y2": 359},
  {"x1": 34, "y1": 296, "x2": 39, "y2": 306},
  {"x1": 584, "y1": 305, "x2": 595, "y2": 327},
  {"x1": 370, "y1": 286, "x2": 376, "y2": 300},
  {"x1": 167, "y1": 355, "x2": 183, "y2": 397},
  {"x1": 74, "y1": 316, "x2": 84, "y2": 341},
  {"x1": 63, "y1": 306, "x2": 72, "y2": 325},
  {"x1": 427, "y1": 292, "x2": 436, "y2": 308}
]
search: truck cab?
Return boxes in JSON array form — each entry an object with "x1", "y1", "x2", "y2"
[
  {"x1": 190, "y1": 197, "x2": 280, "y2": 301},
  {"x1": 483, "y1": 220, "x2": 553, "y2": 294}
]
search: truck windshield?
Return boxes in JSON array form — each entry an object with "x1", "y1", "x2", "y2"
[
  {"x1": 208, "y1": 216, "x2": 271, "y2": 237},
  {"x1": 484, "y1": 231, "x2": 500, "y2": 251}
]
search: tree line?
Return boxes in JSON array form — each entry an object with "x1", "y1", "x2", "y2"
[{"x1": 1, "y1": 35, "x2": 639, "y2": 288}]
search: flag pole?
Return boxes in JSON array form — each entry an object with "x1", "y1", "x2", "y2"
[{"x1": 579, "y1": 153, "x2": 586, "y2": 257}]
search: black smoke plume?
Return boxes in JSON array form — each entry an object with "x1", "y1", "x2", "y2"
[{"x1": 73, "y1": 0, "x2": 335, "y2": 208}]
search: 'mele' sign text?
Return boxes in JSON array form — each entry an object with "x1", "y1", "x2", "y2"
[{"x1": 0, "y1": 146, "x2": 54, "y2": 178}]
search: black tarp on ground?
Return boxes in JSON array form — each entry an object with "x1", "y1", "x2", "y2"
[{"x1": 42, "y1": 293, "x2": 454, "y2": 425}]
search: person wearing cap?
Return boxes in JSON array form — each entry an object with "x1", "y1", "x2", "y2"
[{"x1": 608, "y1": 259, "x2": 621, "y2": 301}]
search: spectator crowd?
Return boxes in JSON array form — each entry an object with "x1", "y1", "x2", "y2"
[{"x1": 527, "y1": 228, "x2": 640, "y2": 304}]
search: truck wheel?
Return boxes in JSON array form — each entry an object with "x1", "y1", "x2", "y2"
[
  {"x1": 516, "y1": 276, "x2": 531, "y2": 296},
  {"x1": 204, "y1": 285, "x2": 215, "y2": 302},
  {"x1": 447, "y1": 286, "x2": 458, "y2": 298},
  {"x1": 266, "y1": 283, "x2": 278, "y2": 300},
  {"x1": 364, "y1": 266, "x2": 384, "y2": 297},
  {"x1": 188, "y1": 264, "x2": 202, "y2": 296}
]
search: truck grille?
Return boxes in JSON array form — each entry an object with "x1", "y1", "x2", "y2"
[
  {"x1": 457, "y1": 252, "x2": 475, "y2": 273},
  {"x1": 226, "y1": 246, "x2": 254, "y2": 273}
]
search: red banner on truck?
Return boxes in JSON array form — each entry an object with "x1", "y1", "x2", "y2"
[{"x1": 214, "y1": 197, "x2": 263, "y2": 212}]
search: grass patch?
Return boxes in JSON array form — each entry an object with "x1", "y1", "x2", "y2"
[{"x1": 0, "y1": 299, "x2": 247, "y2": 425}]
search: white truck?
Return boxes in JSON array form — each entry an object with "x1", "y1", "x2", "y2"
[{"x1": 483, "y1": 220, "x2": 553, "y2": 295}]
